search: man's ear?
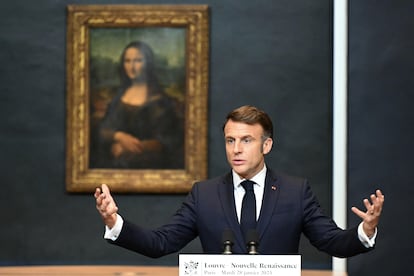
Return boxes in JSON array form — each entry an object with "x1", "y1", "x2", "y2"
[{"x1": 262, "y1": 137, "x2": 273, "y2": 155}]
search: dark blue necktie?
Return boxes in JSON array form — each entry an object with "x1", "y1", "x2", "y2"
[{"x1": 240, "y1": 180, "x2": 257, "y2": 238}]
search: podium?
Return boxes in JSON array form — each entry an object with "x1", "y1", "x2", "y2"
[{"x1": 179, "y1": 254, "x2": 301, "y2": 276}]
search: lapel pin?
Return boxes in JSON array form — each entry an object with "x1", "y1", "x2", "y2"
[{"x1": 271, "y1": 186, "x2": 277, "y2": 191}]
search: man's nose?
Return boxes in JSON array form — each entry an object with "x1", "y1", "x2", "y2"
[{"x1": 233, "y1": 140, "x2": 242, "y2": 153}]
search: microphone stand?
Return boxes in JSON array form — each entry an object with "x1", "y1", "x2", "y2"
[
  {"x1": 223, "y1": 240, "x2": 233, "y2": 255},
  {"x1": 222, "y1": 229, "x2": 235, "y2": 255},
  {"x1": 245, "y1": 229, "x2": 259, "y2": 255},
  {"x1": 247, "y1": 240, "x2": 259, "y2": 255}
]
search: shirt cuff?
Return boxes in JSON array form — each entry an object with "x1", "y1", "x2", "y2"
[
  {"x1": 103, "y1": 214, "x2": 124, "y2": 241},
  {"x1": 357, "y1": 221, "x2": 377, "y2": 248}
]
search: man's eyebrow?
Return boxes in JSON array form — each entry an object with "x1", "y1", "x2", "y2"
[
  {"x1": 241, "y1": 135, "x2": 254, "y2": 140},
  {"x1": 225, "y1": 135, "x2": 254, "y2": 140}
]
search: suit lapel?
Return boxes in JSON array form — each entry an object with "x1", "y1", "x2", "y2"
[
  {"x1": 257, "y1": 170, "x2": 280, "y2": 239},
  {"x1": 217, "y1": 170, "x2": 281, "y2": 251},
  {"x1": 218, "y1": 173, "x2": 246, "y2": 250}
]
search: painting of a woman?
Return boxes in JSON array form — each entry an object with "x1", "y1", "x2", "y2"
[{"x1": 95, "y1": 41, "x2": 184, "y2": 169}]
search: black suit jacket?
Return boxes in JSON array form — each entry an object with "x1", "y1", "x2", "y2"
[{"x1": 111, "y1": 169, "x2": 371, "y2": 258}]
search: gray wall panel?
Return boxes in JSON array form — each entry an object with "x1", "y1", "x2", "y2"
[{"x1": 348, "y1": 1, "x2": 414, "y2": 275}]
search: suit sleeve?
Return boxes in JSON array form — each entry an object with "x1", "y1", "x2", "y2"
[
  {"x1": 301, "y1": 181, "x2": 373, "y2": 258},
  {"x1": 109, "y1": 188, "x2": 199, "y2": 258}
]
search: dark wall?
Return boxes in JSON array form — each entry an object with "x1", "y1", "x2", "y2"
[
  {"x1": 347, "y1": 1, "x2": 414, "y2": 275},
  {"x1": 0, "y1": 0, "x2": 411, "y2": 275},
  {"x1": 0, "y1": 0, "x2": 332, "y2": 269}
]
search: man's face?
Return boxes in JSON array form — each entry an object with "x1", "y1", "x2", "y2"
[{"x1": 224, "y1": 120, "x2": 273, "y2": 180}]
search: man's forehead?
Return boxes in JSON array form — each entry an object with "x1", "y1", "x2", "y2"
[{"x1": 224, "y1": 121, "x2": 263, "y2": 136}]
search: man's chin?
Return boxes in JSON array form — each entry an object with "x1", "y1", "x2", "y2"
[{"x1": 232, "y1": 168, "x2": 248, "y2": 178}]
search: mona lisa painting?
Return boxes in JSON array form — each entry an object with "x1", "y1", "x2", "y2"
[{"x1": 66, "y1": 5, "x2": 209, "y2": 193}]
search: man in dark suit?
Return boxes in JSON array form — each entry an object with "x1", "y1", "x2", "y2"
[{"x1": 95, "y1": 105, "x2": 384, "y2": 258}]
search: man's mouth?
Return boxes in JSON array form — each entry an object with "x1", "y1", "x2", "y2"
[{"x1": 232, "y1": 159, "x2": 245, "y2": 166}]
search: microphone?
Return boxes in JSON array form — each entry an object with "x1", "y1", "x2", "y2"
[
  {"x1": 222, "y1": 229, "x2": 235, "y2": 255},
  {"x1": 245, "y1": 229, "x2": 259, "y2": 255}
]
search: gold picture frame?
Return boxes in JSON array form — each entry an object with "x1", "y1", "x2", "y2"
[{"x1": 66, "y1": 5, "x2": 209, "y2": 193}]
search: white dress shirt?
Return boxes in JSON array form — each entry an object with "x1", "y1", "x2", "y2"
[{"x1": 233, "y1": 165, "x2": 267, "y2": 222}]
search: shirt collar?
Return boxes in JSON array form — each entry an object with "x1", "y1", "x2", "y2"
[{"x1": 232, "y1": 165, "x2": 267, "y2": 189}]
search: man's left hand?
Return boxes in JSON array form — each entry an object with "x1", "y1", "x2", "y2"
[{"x1": 351, "y1": 189, "x2": 385, "y2": 238}]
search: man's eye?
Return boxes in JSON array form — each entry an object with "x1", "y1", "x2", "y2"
[
  {"x1": 226, "y1": 139, "x2": 234, "y2": 144},
  {"x1": 242, "y1": 138, "x2": 251, "y2": 143}
]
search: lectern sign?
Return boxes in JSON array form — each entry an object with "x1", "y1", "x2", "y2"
[{"x1": 179, "y1": 254, "x2": 301, "y2": 276}]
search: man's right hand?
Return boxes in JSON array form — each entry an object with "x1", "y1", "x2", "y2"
[{"x1": 94, "y1": 184, "x2": 118, "y2": 229}]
